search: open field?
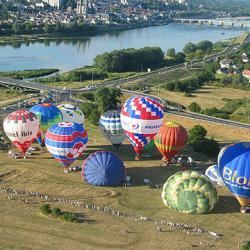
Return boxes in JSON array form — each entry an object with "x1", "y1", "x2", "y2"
[
  {"x1": 0, "y1": 119, "x2": 249, "y2": 250},
  {"x1": 150, "y1": 85, "x2": 250, "y2": 109}
]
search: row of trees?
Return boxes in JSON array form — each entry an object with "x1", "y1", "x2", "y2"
[
  {"x1": 0, "y1": 22, "x2": 97, "y2": 36},
  {"x1": 163, "y1": 69, "x2": 214, "y2": 93},
  {"x1": 94, "y1": 47, "x2": 165, "y2": 72}
]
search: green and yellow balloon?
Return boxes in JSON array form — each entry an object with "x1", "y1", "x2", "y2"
[{"x1": 162, "y1": 171, "x2": 218, "y2": 214}]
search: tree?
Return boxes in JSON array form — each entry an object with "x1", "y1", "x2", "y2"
[
  {"x1": 12, "y1": 23, "x2": 23, "y2": 34},
  {"x1": 196, "y1": 40, "x2": 213, "y2": 52},
  {"x1": 25, "y1": 22, "x2": 33, "y2": 33},
  {"x1": 188, "y1": 125, "x2": 207, "y2": 145},
  {"x1": 40, "y1": 204, "x2": 51, "y2": 215},
  {"x1": 183, "y1": 42, "x2": 197, "y2": 54},
  {"x1": 94, "y1": 87, "x2": 122, "y2": 113},
  {"x1": 166, "y1": 48, "x2": 176, "y2": 58},
  {"x1": 188, "y1": 125, "x2": 219, "y2": 157},
  {"x1": 188, "y1": 102, "x2": 201, "y2": 113},
  {"x1": 44, "y1": 23, "x2": 53, "y2": 34},
  {"x1": 174, "y1": 52, "x2": 186, "y2": 63},
  {"x1": 195, "y1": 49, "x2": 204, "y2": 59}
]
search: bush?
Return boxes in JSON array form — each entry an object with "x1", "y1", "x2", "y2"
[
  {"x1": 188, "y1": 102, "x2": 201, "y2": 113},
  {"x1": 242, "y1": 241, "x2": 250, "y2": 250},
  {"x1": 80, "y1": 103, "x2": 100, "y2": 125},
  {"x1": 40, "y1": 204, "x2": 51, "y2": 215},
  {"x1": 61, "y1": 212, "x2": 77, "y2": 223},
  {"x1": 188, "y1": 125, "x2": 219, "y2": 157},
  {"x1": 51, "y1": 207, "x2": 62, "y2": 218},
  {"x1": 202, "y1": 107, "x2": 229, "y2": 119}
]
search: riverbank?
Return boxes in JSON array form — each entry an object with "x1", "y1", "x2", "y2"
[{"x1": 0, "y1": 19, "x2": 172, "y2": 46}]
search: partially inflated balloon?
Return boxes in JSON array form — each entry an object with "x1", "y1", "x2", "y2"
[
  {"x1": 82, "y1": 151, "x2": 125, "y2": 186},
  {"x1": 205, "y1": 165, "x2": 224, "y2": 186},
  {"x1": 99, "y1": 110, "x2": 126, "y2": 148},
  {"x1": 45, "y1": 122, "x2": 88, "y2": 167},
  {"x1": 162, "y1": 171, "x2": 218, "y2": 214},
  {"x1": 154, "y1": 121, "x2": 188, "y2": 163},
  {"x1": 120, "y1": 95, "x2": 164, "y2": 159},
  {"x1": 218, "y1": 142, "x2": 250, "y2": 207},
  {"x1": 58, "y1": 103, "x2": 84, "y2": 125},
  {"x1": 3, "y1": 110, "x2": 39, "y2": 154},
  {"x1": 30, "y1": 103, "x2": 63, "y2": 147}
]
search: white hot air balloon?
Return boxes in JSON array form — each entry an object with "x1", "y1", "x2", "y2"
[
  {"x1": 3, "y1": 110, "x2": 39, "y2": 155},
  {"x1": 58, "y1": 103, "x2": 84, "y2": 125}
]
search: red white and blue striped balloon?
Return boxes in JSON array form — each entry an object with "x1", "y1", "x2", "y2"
[
  {"x1": 45, "y1": 122, "x2": 88, "y2": 167},
  {"x1": 120, "y1": 95, "x2": 164, "y2": 157}
]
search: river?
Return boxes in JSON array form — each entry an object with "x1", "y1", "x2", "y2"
[{"x1": 0, "y1": 23, "x2": 248, "y2": 72}]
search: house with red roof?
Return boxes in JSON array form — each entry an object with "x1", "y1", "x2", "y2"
[{"x1": 242, "y1": 70, "x2": 250, "y2": 81}]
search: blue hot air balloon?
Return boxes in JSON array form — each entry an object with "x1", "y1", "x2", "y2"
[
  {"x1": 45, "y1": 122, "x2": 88, "y2": 168},
  {"x1": 30, "y1": 103, "x2": 63, "y2": 147},
  {"x1": 82, "y1": 151, "x2": 125, "y2": 186},
  {"x1": 99, "y1": 110, "x2": 126, "y2": 148},
  {"x1": 218, "y1": 142, "x2": 250, "y2": 208},
  {"x1": 205, "y1": 165, "x2": 224, "y2": 186}
]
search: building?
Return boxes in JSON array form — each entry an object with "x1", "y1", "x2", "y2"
[
  {"x1": 242, "y1": 53, "x2": 249, "y2": 63},
  {"x1": 43, "y1": 0, "x2": 63, "y2": 9},
  {"x1": 77, "y1": 0, "x2": 94, "y2": 15},
  {"x1": 242, "y1": 70, "x2": 250, "y2": 81}
]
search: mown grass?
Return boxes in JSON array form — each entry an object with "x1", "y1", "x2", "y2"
[{"x1": 0, "y1": 117, "x2": 249, "y2": 249}]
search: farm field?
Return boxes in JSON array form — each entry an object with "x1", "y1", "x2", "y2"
[
  {"x1": 150, "y1": 85, "x2": 250, "y2": 109},
  {"x1": 0, "y1": 119, "x2": 249, "y2": 250}
]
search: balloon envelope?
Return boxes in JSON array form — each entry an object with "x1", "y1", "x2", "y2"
[
  {"x1": 30, "y1": 103, "x2": 63, "y2": 147},
  {"x1": 120, "y1": 95, "x2": 163, "y2": 156},
  {"x1": 205, "y1": 165, "x2": 224, "y2": 186},
  {"x1": 45, "y1": 122, "x2": 88, "y2": 167},
  {"x1": 154, "y1": 121, "x2": 188, "y2": 162},
  {"x1": 82, "y1": 151, "x2": 125, "y2": 186},
  {"x1": 218, "y1": 142, "x2": 250, "y2": 207},
  {"x1": 3, "y1": 110, "x2": 39, "y2": 154},
  {"x1": 99, "y1": 110, "x2": 126, "y2": 148},
  {"x1": 162, "y1": 170, "x2": 218, "y2": 214},
  {"x1": 58, "y1": 103, "x2": 84, "y2": 125}
]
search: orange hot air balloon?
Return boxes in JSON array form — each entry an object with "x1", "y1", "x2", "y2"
[{"x1": 154, "y1": 121, "x2": 188, "y2": 165}]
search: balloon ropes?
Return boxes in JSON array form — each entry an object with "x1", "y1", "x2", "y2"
[
  {"x1": 3, "y1": 110, "x2": 39, "y2": 155},
  {"x1": 30, "y1": 103, "x2": 63, "y2": 147},
  {"x1": 120, "y1": 95, "x2": 164, "y2": 160},
  {"x1": 99, "y1": 110, "x2": 126, "y2": 149},
  {"x1": 45, "y1": 122, "x2": 88, "y2": 168}
]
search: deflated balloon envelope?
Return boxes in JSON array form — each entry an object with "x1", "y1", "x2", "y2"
[
  {"x1": 82, "y1": 151, "x2": 125, "y2": 186},
  {"x1": 162, "y1": 170, "x2": 218, "y2": 214}
]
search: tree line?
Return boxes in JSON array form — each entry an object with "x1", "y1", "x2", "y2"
[
  {"x1": 0, "y1": 22, "x2": 97, "y2": 36},
  {"x1": 94, "y1": 47, "x2": 165, "y2": 72}
]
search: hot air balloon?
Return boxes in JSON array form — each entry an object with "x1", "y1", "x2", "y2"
[
  {"x1": 30, "y1": 103, "x2": 63, "y2": 147},
  {"x1": 162, "y1": 170, "x2": 218, "y2": 214},
  {"x1": 45, "y1": 122, "x2": 88, "y2": 168},
  {"x1": 154, "y1": 121, "x2": 188, "y2": 165},
  {"x1": 3, "y1": 110, "x2": 39, "y2": 155},
  {"x1": 82, "y1": 151, "x2": 125, "y2": 186},
  {"x1": 218, "y1": 142, "x2": 250, "y2": 208},
  {"x1": 58, "y1": 103, "x2": 84, "y2": 125},
  {"x1": 205, "y1": 165, "x2": 224, "y2": 186},
  {"x1": 99, "y1": 110, "x2": 126, "y2": 149},
  {"x1": 120, "y1": 95, "x2": 164, "y2": 160}
]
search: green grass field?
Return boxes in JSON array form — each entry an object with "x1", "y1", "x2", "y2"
[{"x1": 0, "y1": 119, "x2": 249, "y2": 250}]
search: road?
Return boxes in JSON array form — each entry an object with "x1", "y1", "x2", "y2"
[{"x1": 0, "y1": 45, "x2": 249, "y2": 130}]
